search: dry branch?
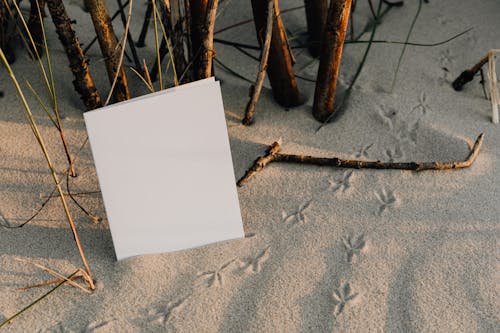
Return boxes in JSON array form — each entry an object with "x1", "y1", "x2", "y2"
[
  {"x1": 452, "y1": 54, "x2": 489, "y2": 91},
  {"x1": 304, "y1": 0, "x2": 328, "y2": 57},
  {"x1": 237, "y1": 134, "x2": 484, "y2": 187},
  {"x1": 46, "y1": 0, "x2": 102, "y2": 110},
  {"x1": 192, "y1": 0, "x2": 218, "y2": 80},
  {"x1": 242, "y1": 0, "x2": 273, "y2": 125},
  {"x1": 250, "y1": 0, "x2": 302, "y2": 107},
  {"x1": 312, "y1": 0, "x2": 352, "y2": 122},
  {"x1": 84, "y1": 0, "x2": 130, "y2": 102}
]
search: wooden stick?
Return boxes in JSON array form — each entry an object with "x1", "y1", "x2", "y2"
[
  {"x1": 46, "y1": 0, "x2": 102, "y2": 110},
  {"x1": 194, "y1": 0, "x2": 218, "y2": 80},
  {"x1": 242, "y1": 0, "x2": 273, "y2": 125},
  {"x1": 312, "y1": 0, "x2": 352, "y2": 122},
  {"x1": 237, "y1": 134, "x2": 484, "y2": 187},
  {"x1": 84, "y1": 0, "x2": 130, "y2": 102},
  {"x1": 250, "y1": 0, "x2": 303, "y2": 107},
  {"x1": 304, "y1": 0, "x2": 328, "y2": 58},
  {"x1": 452, "y1": 54, "x2": 489, "y2": 91},
  {"x1": 16, "y1": 275, "x2": 83, "y2": 291},
  {"x1": 237, "y1": 140, "x2": 282, "y2": 187}
]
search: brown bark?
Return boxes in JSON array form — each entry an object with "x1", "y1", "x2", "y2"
[
  {"x1": 237, "y1": 134, "x2": 484, "y2": 187},
  {"x1": 312, "y1": 0, "x2": 352, "y2": 122},
  {"x1": 242, "y1": 0, "x2": 273, "y2": 125},
  {"x1": 46, "y1": 0, "x2": 102, "y2": 110},
  {"x1": 84, "y1": 0, "x2": 130, "y2": 102},
  {"x1": 190, "y1": 0, "x2": 217, "y2": 80},
  {"x1": 27, "y1": 0, "x2": 45, "y2": 56},
  {"x1": 304, "y1": 0, "x2": 328, "y2": 57},
  {"x1": 250, "y1": 0, "x2": 302, "y2": 107}
]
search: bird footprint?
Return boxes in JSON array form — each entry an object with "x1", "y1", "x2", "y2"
[
  {"x1": 375, "y1": 188, "x2": 397, "y2": 215},
  {"x1": 238, "y1": 246, "x2": 270, "y2": 273},
  {"x1": 327, "y1": 171, "x2": 353, "y2": 193},
  {"x1": 331, "y1": 282, "x2": 358, "y2": 317},
  {"x1": 282, "y1": 200, "x2": 312, "y2": 227},
  {"x1": 378, "y1": 107, "x2": 398, "y2": 129},
  {"x1": 149, "y1": 298, "x2": 187, "y2": 326},
  {"x1": 411, "y1": 91, "x2": 431, "y2": 115},
  {"x1": 353, "y1": 143, "x2": 373, "y2": 159},
  {"x1": 385, "y1": 145, "x2": 403, "y2": 162},
  {"x1": 342, "y1": 234, "x2": 366, "y2": 263},
  {"x1": 197, "y1": 259, "x2": 236, "y2": 288}
]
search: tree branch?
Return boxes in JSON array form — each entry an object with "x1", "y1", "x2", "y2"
[
  {"x1": 242, "y1": 0, "x2": 273, "y2": 125},
  {"x1": 237, "y1": 134, "x2": 484, "y2": 187}
]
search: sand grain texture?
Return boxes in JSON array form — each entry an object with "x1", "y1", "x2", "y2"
[{"x1": 0, "y1": 0, "x2": 499, "y2": 332}]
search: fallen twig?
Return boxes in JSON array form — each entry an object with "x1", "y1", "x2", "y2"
[
  {"x1": 242, "y1": 0, "x2": 273, "y2": 125},
  {"x1": 237, "y1": 134, "x2": 484, "y2": 187},
  {"x1": 452, "y1": 54, "x2": 489, "y2": 91},
  {"x1": 15, "y1": 258, "x2": 91, "y2": 294}
]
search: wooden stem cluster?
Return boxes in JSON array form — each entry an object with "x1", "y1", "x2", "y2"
[{"x1": 304, "y1": 0, "x2": 328, "y2": 57}]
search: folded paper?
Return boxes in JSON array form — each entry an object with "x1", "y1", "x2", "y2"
[{"x1": 84, "y1": 79, "x2": 244, "y2": 260}]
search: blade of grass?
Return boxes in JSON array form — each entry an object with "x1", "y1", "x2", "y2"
[
  {"x1": 104, "y1": 0, "x2": 133, "y2": 106},
  {"x1": 15, "y1": 258, "x2": 91, "y2": 294},
  {"x1": 0, "y1": 270, "x2": 77, "y2": 329},
  {"x1": 0, "y1": 48, "x2": 94, "y2": 289},
  {"x1": 129, "y1": 66, "x2": 155, "y2": 93},
  {"x1": 152, "y1": 0, "x2": 178, "y2": 87},
  {"x1": 390, "y1": 0, "x2": 422, "y2": 92},
  {"x1": 6, "y1": 0, "x2": 52, "y2": 98},
  {"x1": 25, "y1": 80, "x2": 58, "y2": 129}
]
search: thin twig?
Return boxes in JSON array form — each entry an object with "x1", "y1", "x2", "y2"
[
  {"x1": 16, "y1": 275, "x2": 83, "y2": 291},
  {"x1": 15, "y1": 258, "x2": 91, "y2": 294},
  {"x1": 452, "y1": 53, "x2": 489, "y2": 91},
  {"x1": 237, "y1": 134, "x2": 484, "y2": 187},
  {"x1": 242, "y1": 0, "x2": 273, "y2": 125}
]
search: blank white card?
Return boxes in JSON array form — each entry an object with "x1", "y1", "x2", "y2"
[{"x1": 84, "y1": 79, "x2": 245, "y2": 260}]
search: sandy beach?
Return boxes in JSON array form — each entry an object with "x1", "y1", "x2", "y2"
[{"x1": 1, "y1": 0, "x2": 499, "y2": 332}]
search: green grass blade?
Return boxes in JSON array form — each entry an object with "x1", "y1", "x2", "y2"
[
  {"x1": 0, "y1": 271, "x2": 77, "y2": 329},
  {"x1": 390, "y1": 0, "x2": 423, "y2": 92},
  {"x1": 129, "y1": 66, "x2": 155, "y2": 93},
  {"x1": 25, "y1": 80, "x2": 59, "y2": 129}
]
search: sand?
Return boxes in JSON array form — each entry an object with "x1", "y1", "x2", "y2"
[{"x1": 0, "y1": 0, "x2": 499, "y2": 332}]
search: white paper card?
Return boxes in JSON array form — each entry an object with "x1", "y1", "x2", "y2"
[{"x1": 84, "y1": 80, "x2": 244, "y2": 260}]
